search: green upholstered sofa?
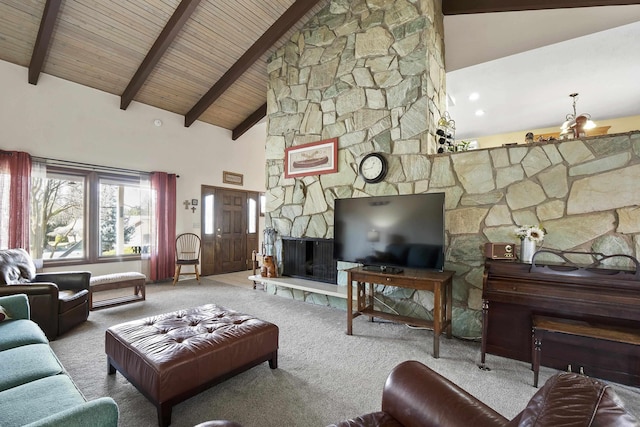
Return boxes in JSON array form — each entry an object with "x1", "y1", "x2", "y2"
[{"x1": 0, "y1": 294, "x2": 118, "y2": 427}]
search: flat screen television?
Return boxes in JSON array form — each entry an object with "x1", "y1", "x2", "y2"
[{"x1": 333, "y1": 193, "x2": 445, "y2": 273}]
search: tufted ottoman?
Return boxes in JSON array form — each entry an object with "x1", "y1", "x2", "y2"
[{"x1": 105, "y1": 304, "x2": 279, "y2": 427}]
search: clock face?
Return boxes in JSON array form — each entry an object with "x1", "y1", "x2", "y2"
[{"x1": 359, "y1": 153, "x2": 387, "y2": 183}]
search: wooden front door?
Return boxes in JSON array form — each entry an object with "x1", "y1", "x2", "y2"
[
  {"x1": 216, "y1": 188, "x2": 246, "y2": 273},
  {"x1": 200, "y1": 186, "x2": 258, "y2": 276}
]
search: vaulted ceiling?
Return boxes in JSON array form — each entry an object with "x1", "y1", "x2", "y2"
[{"x1": 1, "y1": 0, "x2": 638, "y2": 139}]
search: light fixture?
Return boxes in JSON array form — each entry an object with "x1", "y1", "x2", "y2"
[
  {"x1": 560, "y1": 93, "x2": 596, "y2": 139},
  {"x1": 468, "y1": 92, "x2": 480, "y2": 101},
  {"x1": 153, "y1": 119, "x2": 163, "y2": 127},
  {"x1": 475, "y1": 109, "x2": 485, "y2": 116}
]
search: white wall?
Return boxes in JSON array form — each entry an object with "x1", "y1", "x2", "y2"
[{"x1": 0, "y1": 59, "x2": 266, "y2": 275}]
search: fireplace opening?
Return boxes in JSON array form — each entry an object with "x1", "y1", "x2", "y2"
[{"x1": 281, "y1": 237, "x2": 337, "y2": 284}]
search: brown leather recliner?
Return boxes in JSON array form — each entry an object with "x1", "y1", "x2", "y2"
[
  {"x1": 329, "y1": 360, "x2": 639, "y2": 427},
  {"x1": 0, "y1": 248, "x2": 90, "y2": 340}
]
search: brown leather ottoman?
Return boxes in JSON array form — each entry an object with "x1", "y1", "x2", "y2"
[{"x1": 105, "y1": 304, "x2": 279, "y2": 427}]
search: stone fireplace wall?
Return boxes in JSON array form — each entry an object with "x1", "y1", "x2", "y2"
[
  {"x1": 262, "y1": 0, "x2": 640, "y2": 339},
  {"x1": 266, "y1": 132, "x2": 640, "y2": 338},
  {"x1": 265, "y1": 0, "x2": 446, "y2": 239}
]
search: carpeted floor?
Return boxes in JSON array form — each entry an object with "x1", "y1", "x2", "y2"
[{"x1": 50, "y1": 277, "x2": 640, "y2": 427}]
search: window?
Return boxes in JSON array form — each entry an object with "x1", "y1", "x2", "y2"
[
  {"x1": 204, "y1": 194, "x2": 214, "y2": 235},
  {"x1": 30, "y1": 165, "x2": 151, "y2": 264},
  {"x1": 248, "y1": 198, "x2": 257, "y2": 234},
  {"x1": 99, "y1": 176, "x2": 150, "y2": 257},
  {"x1": 30, "y1": 170, "x2": 85, "y2": 260}
]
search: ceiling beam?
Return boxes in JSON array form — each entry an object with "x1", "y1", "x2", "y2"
[
  {"x1": 184, "y1": 0, "x2": 323, "y2": 127},
  {"x1": 29, "y1": 0, "x2": 62, "y2": 85},
  {"x1": 120, "y1": 0, "x2": 203, "y2": 110},
  {"x1": 232, "y1": 103, "x2": 267, "y2": 140},
  {"x1": 443, "y1": 0, "x2": 640, "y2": 14}
]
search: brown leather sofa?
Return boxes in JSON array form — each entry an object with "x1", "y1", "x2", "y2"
[
  {"x1": 0, "y1": 248, "x2": 90, "y2": 340},
  {"x1": 329, "y1": 360, "x2": 639, "y2": 427}
]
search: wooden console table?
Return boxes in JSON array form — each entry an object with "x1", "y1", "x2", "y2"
[{"x1": 346, "y1": 267, "x2": 454, "y2": 358}]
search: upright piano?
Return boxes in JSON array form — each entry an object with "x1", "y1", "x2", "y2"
[{"x1": 481, "y1": 254, "x2": 640, "y2": 386}]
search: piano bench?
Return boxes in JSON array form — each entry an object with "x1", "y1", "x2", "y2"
[{"x1": 532, "y1": 315, "x2": 640, "y2": 387}]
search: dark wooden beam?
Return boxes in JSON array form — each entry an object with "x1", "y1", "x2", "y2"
[
  {"x1": 184, "y1": 0, "x2": 323, "y2": 127},
  {"x1": 443, "y1": 0, "x2": 640, "y2": 14},
  {"x1": 232, "y1": 103, "x2": 267, "y2": 140},
  {"x1": 29, "y1": 0, "x2": 62, "y2": 85},
  {"x1": 120, "y1": 0, "x2": 203, "y2": 110}
]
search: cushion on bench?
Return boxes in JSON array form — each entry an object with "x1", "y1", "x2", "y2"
[{"x1": 90, "y1": 272, "x2": 146, "y2": 286}]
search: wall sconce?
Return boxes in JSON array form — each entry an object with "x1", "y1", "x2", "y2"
[
  {"x1": 560, "y1": 93, "x2": 596, "y2": 139},
  {"x1": 183, "y1": 199, "x2": 198, "y2": 213}
]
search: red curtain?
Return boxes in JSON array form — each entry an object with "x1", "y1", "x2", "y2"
[
  {"x1": 150, "y1": 172, "x2": 176, "y2": 282},
  {"x1": 1, "y1": 151, "x2": 32, "y2": 249}
]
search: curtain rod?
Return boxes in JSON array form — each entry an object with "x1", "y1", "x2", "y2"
[{"x1": 31, "y1": 155, "x2": 179, "y2": 177}]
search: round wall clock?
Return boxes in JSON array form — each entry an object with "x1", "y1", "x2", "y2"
[{"x1": 359, "y1": 152, "x2": 388, "y2": 183}]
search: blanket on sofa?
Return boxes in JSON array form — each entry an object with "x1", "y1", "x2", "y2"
[{"x1": 0, "y1": 248, "x2": 36, "y2": 285}]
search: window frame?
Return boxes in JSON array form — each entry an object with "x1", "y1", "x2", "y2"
[
  {"x1": 96, "y1": 172, "x2": 149, "y2": 261},
  {"x1": 36, "y1": 166, "x2": 147, "y2": 267}
]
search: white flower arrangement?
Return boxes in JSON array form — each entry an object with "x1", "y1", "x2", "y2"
[{"x1": 515, "y1": 225, "x2": 546, "y2": 243}]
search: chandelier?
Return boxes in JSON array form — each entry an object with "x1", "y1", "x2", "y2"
[{"x1": 560, "y1": 93, "x2": 596, "y2": 139}]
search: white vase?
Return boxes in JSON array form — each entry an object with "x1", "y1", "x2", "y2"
[{"x1": 520, "y1": 239, "x2": 537, "y2": 263}]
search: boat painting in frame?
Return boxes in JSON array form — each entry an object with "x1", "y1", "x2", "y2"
[{"x1": 284, "y1": 138, "x2": 338, "y2": 178}]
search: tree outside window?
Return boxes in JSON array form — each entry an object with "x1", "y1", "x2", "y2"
[
  {"x1": 30, "y1": 171, "x2": 84, "y2": 260},
  {"x1": 99, "y1": 178, "x2": 147, "y2": 256}
]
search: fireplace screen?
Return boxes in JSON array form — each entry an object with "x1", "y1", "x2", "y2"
[{"x1": 281, "y1": 237, "x2": 337, "y2": 284}]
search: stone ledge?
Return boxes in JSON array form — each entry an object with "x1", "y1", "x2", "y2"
[{"x1": 248, "y1": 275, "x2": 354, "y2": 300}]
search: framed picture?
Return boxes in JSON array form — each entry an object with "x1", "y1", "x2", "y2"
[
  {"x1": 284, "y1": 138, "x2": 338, "y2": 178},
  {"x1": 223, "y1": 171, "x2": 243, "y2": 186}
]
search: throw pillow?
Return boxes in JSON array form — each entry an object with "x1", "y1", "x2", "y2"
[{"x1": 0, "y1": 305, "x2": 11, "y2": 321}]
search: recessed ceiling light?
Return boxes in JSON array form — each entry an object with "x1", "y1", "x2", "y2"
[
  {"x1": 468, "y1": 92, "x2": 480, "y2": 101},
  {"x1": 475, "y1": 110, "x2": 485, "y2": 116},
  {"x1": 153, "y1": 119, "x2": 163, "y2": 127}
]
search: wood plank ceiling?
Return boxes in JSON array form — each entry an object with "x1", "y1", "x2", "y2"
[{"x1": 1, "y1": 0, "x2": 638, "y2": 139}]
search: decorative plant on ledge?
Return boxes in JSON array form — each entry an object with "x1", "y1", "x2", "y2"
[
  {"x1": 515, "y1": 225, "x2": 547, "y2": 263},
  {"x1": 515, "y1": 225, "x2": 547, "y2": 243}
]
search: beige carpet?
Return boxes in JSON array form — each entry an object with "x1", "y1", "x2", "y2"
[{"x1": 49, "y1": 277, "x2": 640, "y2": 427}]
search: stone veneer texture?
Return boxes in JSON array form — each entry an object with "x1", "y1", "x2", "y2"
[
  {"x1": 264, "y1": 132, "x2": 640, "y2": 339},
  {"x1": 263, "y1": 0, "x2": 640, "y2": 338},
  {"x1": 266, "y1": 0, "x2": 445, "y2": 233}
]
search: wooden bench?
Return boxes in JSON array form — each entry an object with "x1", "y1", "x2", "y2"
[
  {"x1": 532, "y1": 315, "x2": 640, "y2": 387},
  {"x1": 89, "y1": 272, "x2": 146, "y2": 310}
]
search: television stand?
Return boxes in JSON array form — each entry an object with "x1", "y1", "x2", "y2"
[
  {"x1": 346, "y1": 266, "x2": 454, "y2": 358},
  {"x1": 362, "y1": 265, "x2": 403, "y2": 274}
]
